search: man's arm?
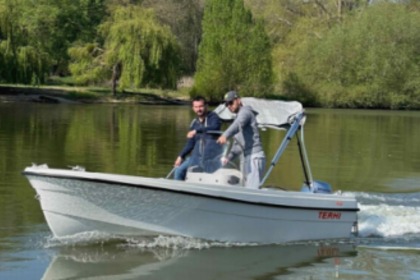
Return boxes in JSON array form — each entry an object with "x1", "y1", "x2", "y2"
[
  {"x1": 195, "y1": 112, "x2": 222, "y2": 133},
  {"x1": 178, "y1": 137, "x2": 196, "y2": 159},
  {"x1": 222, "y1": 108, "x2": 251, "y2": 139}
]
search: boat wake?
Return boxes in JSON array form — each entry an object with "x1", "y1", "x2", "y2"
[
  {"x1": 354, "y1": 191, "x2": 420, "y2": 249},
  {"x1": 42, "y1": 231, "x2": 127, "y2": 248},
  {"x1": 120, "y1": 235, "x2": 258, "y2": 249},
  {"x1": 42, "y1": 232, "x2": 259, "y2": 250}
]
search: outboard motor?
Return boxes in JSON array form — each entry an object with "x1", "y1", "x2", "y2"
[{"x1": 301, "y1": 180, "x2": 332, "y2": 194}]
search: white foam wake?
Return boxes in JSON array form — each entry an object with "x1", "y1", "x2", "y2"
[
  {"x1": 42, "y1": 232, "x2": 256, "y2": 250},
  {"x1": 355, "y1": 192, "x2": 420, "y2": 239}
]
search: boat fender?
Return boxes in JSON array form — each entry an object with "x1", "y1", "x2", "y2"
[{"x1": 300, "y1": 180, "x2": 333, "y2": 194}]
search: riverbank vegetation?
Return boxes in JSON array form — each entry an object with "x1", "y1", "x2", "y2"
[{"x1": 0, "y1": 0, "x2": 419, "y2": 108}]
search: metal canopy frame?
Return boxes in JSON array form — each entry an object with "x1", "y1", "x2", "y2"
[{"x1": 259, "y1": 111, "x2": 314, "y2": 189}]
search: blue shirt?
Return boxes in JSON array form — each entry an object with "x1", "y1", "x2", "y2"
[{"x1": 178, "y1": 111, "x2": 222, "y2": 171}]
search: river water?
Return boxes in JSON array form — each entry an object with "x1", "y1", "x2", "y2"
[{"x1": 1, "y1": 102, "x2": 420, "y2": 279}]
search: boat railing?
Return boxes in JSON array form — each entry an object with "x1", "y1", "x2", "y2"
[{"x1": 259, "y1": 111, "x2": 313, "y2": 188}]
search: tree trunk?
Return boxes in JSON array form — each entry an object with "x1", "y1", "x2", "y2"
[{"x1": 111, "y1": 63, "x2": 121, "y2": 97}]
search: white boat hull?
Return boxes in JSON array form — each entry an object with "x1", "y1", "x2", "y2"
[{"x1": 24, "y1": 166, "x2": 359, "y2": 244}]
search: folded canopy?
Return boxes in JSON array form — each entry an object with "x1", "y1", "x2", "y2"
[{"x1": 213, "y1": 98, "x2": 303, "y2": 129}]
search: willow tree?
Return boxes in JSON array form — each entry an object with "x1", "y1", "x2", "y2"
[
  {"x1": 142, "y1": 0, "x2": 204, "y2": 75},
  {"x1": 69, "y1": 5, "x2": 181, "y2": 95},
  {"x1": 0, "y1": 0, "x2": 51, "y2": 84},
  {"x1": 192, "y1": 0, "x2": 273, "y2": 100}
]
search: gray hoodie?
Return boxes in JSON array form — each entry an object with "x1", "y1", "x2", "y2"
[{"x1": 222, "y1": 105, "x2": 264, "y2": 160}]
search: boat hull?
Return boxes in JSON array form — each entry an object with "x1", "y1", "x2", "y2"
[{"x1": 24, "y1": 167, "x2": 359, "y2": 244}]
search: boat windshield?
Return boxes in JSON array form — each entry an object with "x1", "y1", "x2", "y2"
[
  {"x1": 184, "y1": 138, "x2": 244, "y2": 186},
  {"x1": 185, "y1": 136, "x2": 236, "y2": 173}
]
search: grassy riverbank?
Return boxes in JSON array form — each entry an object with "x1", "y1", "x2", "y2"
[{"x1": 0, "y1": 84, "x2": 190, "y2": 105}]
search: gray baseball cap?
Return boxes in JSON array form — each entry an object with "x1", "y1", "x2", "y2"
[{"x1": 224, "y1": 91, "x2": 239, "y2": 104}]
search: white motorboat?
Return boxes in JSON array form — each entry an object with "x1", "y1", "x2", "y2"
[{"x1": 23, "y1": 98, "x2": 359, "y2": 244}]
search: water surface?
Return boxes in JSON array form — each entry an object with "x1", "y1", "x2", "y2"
[{"x1": 1, "y1": 103, "x2": 420, "y2": 279}]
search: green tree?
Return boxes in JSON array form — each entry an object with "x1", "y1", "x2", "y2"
[
  {"x1": 0, "y1": 0, "x2": 107, "y2": 83},
  {"x1": 142, "y1": 0, "x2": 205, "y2": 75},
  {"x1": 245, "y1": 0, "x2": 368, "y2": 102},
  {"x1": 292, "y1": 2, "x2": 420, "y2": 109},
  {"x1": 192, "y1": 0, "x2": 273, "y2": 101},
  {"x1": 69, "y1": 5, "x2": 181, "y2": 95},
  {"x1": 43, "y1": 0, "x2": 107, "y2": 75},
  {"x1": 0, "y1": 0, "x2": 50, "y2": 84}
]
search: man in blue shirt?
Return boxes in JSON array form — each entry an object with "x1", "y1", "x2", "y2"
[{"x1": 174, "y1": 96, "x2": 222, "y2": 180}]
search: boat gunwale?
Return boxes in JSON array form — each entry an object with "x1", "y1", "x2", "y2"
[{"x1": 23, "y1": 170, "x2": 360, "y2": 212}]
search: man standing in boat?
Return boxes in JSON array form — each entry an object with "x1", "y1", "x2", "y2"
[
  {"x1": 173, "y1": 96, "x2": 222, "y2": 180},
  {"x1": 217, "y1": 91, "x2": 266, "y2": 189}
]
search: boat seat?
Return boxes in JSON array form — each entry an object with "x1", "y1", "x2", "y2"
[{"x1": 185, "y1": 166, "x2": 243, "y2": 186}]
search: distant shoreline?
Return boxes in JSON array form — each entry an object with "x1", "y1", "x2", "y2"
[{"x1": 0, "y1": 85, "x2": 189, "y2": 105}]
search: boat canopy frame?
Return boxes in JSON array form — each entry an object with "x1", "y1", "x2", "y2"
[{"x1": 259, "y1": 111, "x2": 313, "y2": 188}]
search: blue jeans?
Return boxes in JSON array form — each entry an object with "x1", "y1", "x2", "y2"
[{"x1": 174, "y1": 158, "x2": 191, "y2": 180}]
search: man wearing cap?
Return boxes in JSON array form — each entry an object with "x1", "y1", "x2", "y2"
[{"x1": 217, "y1": 91, "x2": 266, "y2": 189}]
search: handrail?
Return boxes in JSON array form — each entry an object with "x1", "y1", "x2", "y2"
[
  {"x1": 296, "y1": 122, "x2": 314, "y2": 188},
  {"x1": 259, "y1": 112, "x2": 306, "y2": 187}
]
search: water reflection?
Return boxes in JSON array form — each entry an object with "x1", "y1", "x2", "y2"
[
  {"x1": 41, "y1": 239, "x2": 356, "y2": 280},
  {"x1": 2, "y1": 103, "x2": 420, "y2": 194},
  {"x1": 302, "y1": 109, "x2": 420, "y2": 192}
]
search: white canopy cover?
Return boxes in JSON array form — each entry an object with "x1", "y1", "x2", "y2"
[{"x1": 213, "y1": 98, "x2": 303, "y2": 128}]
